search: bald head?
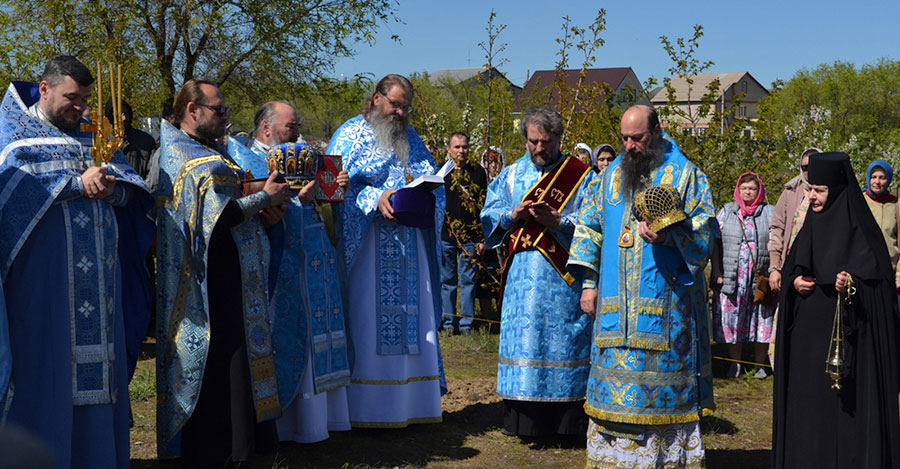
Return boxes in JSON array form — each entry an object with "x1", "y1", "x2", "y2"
[
  {"x1": 620, "y1": 105, "x2": 661, "y2": 154},
  {"x1": 621, "y1": 105, "x2": 659, "y2": 134}
]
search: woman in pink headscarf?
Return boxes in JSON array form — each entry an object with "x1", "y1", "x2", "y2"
[{"x1": 710, "y1": 172, "x2": 776, "y2": 378}]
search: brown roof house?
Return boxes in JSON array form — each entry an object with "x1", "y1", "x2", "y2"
[
  {"x1": 649, "y1": 71, "x2": 769, "y2": 137},
  {"x1": 429, "y1": 67, "x2": 522, "y2": 96},
  {"x1": 514, "y1": 67, "x2": 649, "y2": 112}
]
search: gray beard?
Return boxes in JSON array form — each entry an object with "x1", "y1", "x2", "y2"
[
  {"x1": 620, "y1": 136, "x2": 666, "y2": 195},
  {"x1": 366, "y1": 110, "x2": 410, "y2": 167},
  {"x1": 530, "y1": 150, "x2": 559, "y2": 168}
]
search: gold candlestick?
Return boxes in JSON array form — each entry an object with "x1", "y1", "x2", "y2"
[
  {"x1": 116, "y1": 64, "x2": 123, "y2": 136},
  {"x1": 81, "y1": 61, "x2": 126, "y2": 166}
]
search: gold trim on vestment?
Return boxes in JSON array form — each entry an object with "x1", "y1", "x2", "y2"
[
  {"x1": 255, "y1": 395, "x2": 281, "y2": 422},
  {"x1": 583, "y1": 402, "x2": 714, "y2": 426},
  {"x1": 595, "y1": 338, "x2": 627, "y2": 348},
  {"x1": 622, "y1": 338, "x2": 670, "y2": 351},
  {"x1": 170, "y1": 154, "x2": 241, "y2": 209},
  {"x1": 574, "y1": 223, "x2": 604, "y2": 247},
  {"x1": 532, "y1": 229, "x2": 577, "y2": 285},
  {"x1": 553, "y1": 159, "x2": 591, "y2": 211}
]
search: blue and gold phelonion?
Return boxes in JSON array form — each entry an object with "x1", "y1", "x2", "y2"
[{"x1": 265, "y1": 142, "x2": 319, "y2": 190}]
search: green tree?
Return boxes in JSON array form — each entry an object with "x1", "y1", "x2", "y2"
[
  {"x1": 653, "y1": 25, "x2": 767, "y2": 205},
  {"x1": 756, "y1": 59, "x2": 900, "y2": 181},
  {"x1": 476, "y1": 9, "x2": 508, "y2": 150},
  {"x1": 516, "y1": 10, "x2": 636, "y2": 155},
  {"x1": 296, "y1": 75, "x2": 372, "y2": 143},
  {"x1": 0, "y1": 0, "x2": 399, "y2": 117}
]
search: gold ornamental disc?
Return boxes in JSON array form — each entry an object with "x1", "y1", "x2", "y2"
[{"x1": 618, "y1": 230, "x2": 634, "y2": 248}]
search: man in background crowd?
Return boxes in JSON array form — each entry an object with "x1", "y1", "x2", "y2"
[{"x1": 441, "y1": 132, "x2": 488, "y2": 335}]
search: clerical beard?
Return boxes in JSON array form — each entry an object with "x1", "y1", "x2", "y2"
[
  {"x1": 620, "y1": 134, "x2": 666, "y2": 195},
  {"x1": 366, "y1": 109, "x2": 410, "y2": 166},
  {"x1": 530, "y1": 148, "x2": 560, "y2": 168}
]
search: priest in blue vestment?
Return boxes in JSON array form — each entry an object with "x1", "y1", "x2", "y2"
[
  {"x1": 231, "y1": 100, "x2": 352, "y2": 443},
  {"x1": 155, "y1": 79, "x2": 291, "y2": 465},
  {"x1": 326, "y1": 74, "x2": 446, "y2": 428},
  {"x1": 481, "y1": 106, "x2": 595, "y2": 438},
  {"x1": 567, "y1": 105, "x2": 716, "y2": 468},
  {"x1": 0, "y1": 56, "x2": 154, "y2": 468}
]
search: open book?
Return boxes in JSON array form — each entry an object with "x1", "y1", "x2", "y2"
[{"x1": 404, "y1": 159, "x2": 455, "y2": 192}]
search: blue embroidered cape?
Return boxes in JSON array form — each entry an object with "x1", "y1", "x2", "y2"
[
  {"x1": 0, "y1": 81, "x2": 153, "y2": 467},
  {"x1": 481, "y1": 154, "x2": 595, "y2": 401},
  {"x1": 155, "y1": 121, "x2": 280, "y2": 459},
  {"x1": 566, "y1": 135, "x2": 716, "y2": 425},
  {"x1": 235, "y1": 140, "x2": 350, "y2": 408},
  {"x1": 326, "y1": 115, "x2": 446, "y2": 392}
]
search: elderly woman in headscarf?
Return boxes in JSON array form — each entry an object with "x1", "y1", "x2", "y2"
[
  {"x1": 592, "y1": 143, "x2": 616, "y2": 173},
  {"x1": 863, "y1": 159, "x2": 900, "y2": 290},
  {"x1": 573, "y1": 142, "x2": 593, "y2": 168},
  {"x1": 772, "y1": 152, "x2": 900, "y2": 469},
  {"x1": 767, "y1": 147, "x2": 822, "y2": 292},
  {"x1": 766, "y1": 147, "x2": 821, "y2": 367},
  {"x1": 711, "y1": 172, "x2": 775, "y2": 378}
]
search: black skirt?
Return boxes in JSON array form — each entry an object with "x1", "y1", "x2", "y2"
[
  {"x1": 179, "y1": 204, "x2": 277, "y2": 467},
  {"x1": 502, "y1": 399, "x2": 587, "y2": 437}
]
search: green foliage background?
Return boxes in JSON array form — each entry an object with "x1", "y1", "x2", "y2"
[
  {"x1": 1, "y1": 3, "x2": 898, "y2": 205},
  {"x1": 0, "y1": 0, "x2": 398, "y2": 120}
]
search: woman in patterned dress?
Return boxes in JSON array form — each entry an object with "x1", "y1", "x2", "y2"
[{"x1": 711, "y1": 172, "x2": 776, "y2": 378}]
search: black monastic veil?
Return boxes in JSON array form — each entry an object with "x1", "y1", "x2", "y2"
[{"x1": 773, "y1": 152, "x2": 900, "y2": 468}]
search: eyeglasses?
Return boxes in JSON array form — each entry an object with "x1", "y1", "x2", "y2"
[
  {"x1": 801, "y1": 164, "x2": 809, "y2": 171},
  {"x1": 379, "y1": 92, "x2": 412, "y2": 114},
  {"x1": 197, "y1": 103, "x2": 230, "y2": 117}
]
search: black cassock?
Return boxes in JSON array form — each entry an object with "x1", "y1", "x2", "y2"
[{"x1": 773, "y1": 152, "x2": 900, "y2": 468}]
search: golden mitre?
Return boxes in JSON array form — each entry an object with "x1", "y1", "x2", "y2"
[{"x1": 632, "y1": 184, "x2": 686, "y2": 232}]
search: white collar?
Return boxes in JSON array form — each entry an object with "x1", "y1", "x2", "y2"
[{"x1": 251, "y1": 139, "x2": 270, "y2": 154}]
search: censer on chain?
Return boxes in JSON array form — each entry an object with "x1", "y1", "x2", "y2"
[{"x1": 825, "y1": 274, "x2": 855, "y2": 390}]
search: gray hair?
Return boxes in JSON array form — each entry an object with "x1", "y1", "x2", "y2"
[
  {"x1": 519, "y1": 106, "x2": 563, "y2": 139},
  {"x1": 252, "y1": 100, "x2": 294, "y2": 136},
  {"x1": 363, "y1": 74, "x2": 414, "y2": 116}
]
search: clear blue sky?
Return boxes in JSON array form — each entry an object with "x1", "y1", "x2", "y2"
[{"x1": 333, "y1": 1, "x2": 900, "y2": 89}]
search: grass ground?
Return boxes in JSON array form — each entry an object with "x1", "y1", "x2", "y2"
[{"x1": 129, "y1": 334, "x2": 773, "y2": 468}]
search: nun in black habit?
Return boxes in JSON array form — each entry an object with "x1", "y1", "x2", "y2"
[{"x1": 772, "y1": 152, "x2": 900, "y2": 468}]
